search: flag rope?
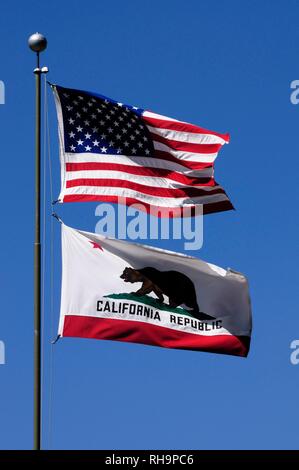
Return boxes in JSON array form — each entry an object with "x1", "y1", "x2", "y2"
[
  {"x1": 41, "y1": 74, "x2": 56, "y2": 449},
  {"x1": 47, "y1": 74, "x2": 56, "y2": 450}
]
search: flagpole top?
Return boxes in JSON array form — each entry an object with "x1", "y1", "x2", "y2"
[{"x1": 28, "y1": 32, "x2": 47, "y2": 53}]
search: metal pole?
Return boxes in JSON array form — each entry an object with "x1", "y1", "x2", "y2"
[{"x1": 28, "y1": 32, "x2": 48, "y2": 451}]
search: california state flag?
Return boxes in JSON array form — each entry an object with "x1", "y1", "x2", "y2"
[{"x1": 59, "y1": 224, "x2": 252, "y2": 357}]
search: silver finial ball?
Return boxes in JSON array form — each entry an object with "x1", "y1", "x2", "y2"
[{"x1": 28, "y1": 32, "x2": 47, "y2": 53}]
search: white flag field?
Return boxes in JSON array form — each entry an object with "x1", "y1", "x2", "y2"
[{"x1": 59, "y1": 224, "x2": 252, "y2": 357}]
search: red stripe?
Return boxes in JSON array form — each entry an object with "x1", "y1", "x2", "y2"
[
  {"x1": 143, "y1": 115, "x2": 230, "y2": 142},
  {"x1": 62, "y1": 315, "x2": 250, "y2": 357},
  {"x1": 150, "y1": 132, "x2": 222, "y2": 154},
  {"x1": 62, "y1": 194, "x2": 234, "y2": 217},
  {"x1": 66, "y1": 178, "x2": 224, "y2": 198},
  {"x1": 66, "y1": 162, "x2": 214, "y2": 187}
]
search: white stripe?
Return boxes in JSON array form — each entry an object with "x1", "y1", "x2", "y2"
[
  {"x1": 147, "y1": 125, "x2": 227, "y2": 145},
  {"x1": 62, "y1": 185, "x2": 228, "y2": 207},
  {"x1": 153, "y1": 141, "x2": 218, "y2": 163},
  {"x1": 143, "y1": 110, "x2": 180, "y2": 122},
  {"x1": 64, "y1": 153, "x2": 214, "y2": 178},
  {"x1": 66, "y1": 170, "x2": 216, "y2": 189},
  {"x1": 64, "y1": 306, "x2": 232, "y2": 338}
]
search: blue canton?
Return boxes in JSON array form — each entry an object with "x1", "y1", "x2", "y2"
[{"x1": 56, "y1": 86, "x2": 154, "y2": 157}]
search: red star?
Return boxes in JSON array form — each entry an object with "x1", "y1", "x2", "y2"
[{"x1": 89, "y1": 241, "x2": 104, "y2": 251}]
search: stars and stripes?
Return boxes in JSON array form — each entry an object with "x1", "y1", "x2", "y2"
[{"x1": 52, "y1": 84, "x2": 233, "y2": 215}]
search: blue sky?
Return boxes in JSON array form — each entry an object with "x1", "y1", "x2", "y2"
[{"x1": 0, "y1": 0, "x2": 299, "y2": 450}]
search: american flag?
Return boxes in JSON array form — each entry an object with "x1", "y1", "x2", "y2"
[{"x1": 52, "y1": 84, "x2": 233, "y2": 216}]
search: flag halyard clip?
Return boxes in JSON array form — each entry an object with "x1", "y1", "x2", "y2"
[
  {"x1": 51, "y1": 334, "x2": 61, "y2": 345},
  {"x1": 52, "y1": 212, "x2": 63, "y2": 224}
]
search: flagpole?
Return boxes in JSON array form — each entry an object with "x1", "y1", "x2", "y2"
[{"x1": 28, "y1": 32, "x2": 48, "y2": 451}]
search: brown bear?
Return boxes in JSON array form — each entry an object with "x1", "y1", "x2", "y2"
[{"x1": 120, "y1": 266, "x2": 214, "y2": 321}]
